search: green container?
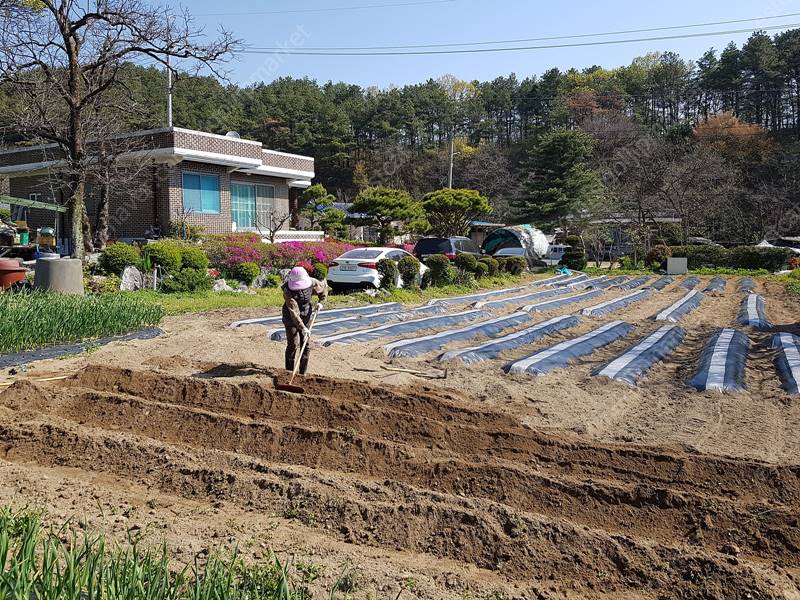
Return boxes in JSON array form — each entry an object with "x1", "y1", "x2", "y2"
[{"x1": 19, "y1": 231, "x2": 29, "y2": 245}]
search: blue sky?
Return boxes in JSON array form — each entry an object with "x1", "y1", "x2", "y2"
[{"x1": 182, "y1": 0, "x2": 800, "y2": 87}]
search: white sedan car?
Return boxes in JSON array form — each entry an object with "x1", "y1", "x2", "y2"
[{"x1": 327, "y1": 247, "x2": 427, "y2": 291}]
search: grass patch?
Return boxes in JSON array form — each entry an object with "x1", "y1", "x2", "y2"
[
  {"x1": 0, "y1": 292, "x2": 165, "y2": 354},
  {"x1": 137, "y1": 273, "x2": 532, "y2": 316},
  {"x1": 0, "y1": 507, "x2": 318, "y2": 600},
  {"x1": 585, "y1": 266, "x2": 774, "y2": 277}
]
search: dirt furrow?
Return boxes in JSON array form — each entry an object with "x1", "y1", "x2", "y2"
[
  {"x1": 0, "y1": 417, "x2": 790, "y2": 599},
  {"x1": 5, "y1": 379, "x2": 800, "y2": 566},
  {"x1": 58, "y1": 366, "x2": 800, "y2": 506}
]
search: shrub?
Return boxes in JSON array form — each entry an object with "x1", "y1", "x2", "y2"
[
  {"x1": 789, "y1": 255, "x2": 800, "y2": 271},
  {"x1": 376, "y1": 258, "x2": 399, "y2": 290},
  {"x1": 98, "y1": 242, "x2": 140, "y2": 275},
  {"x1": 265, "y1": 274, "x2": 283, "y2": 288},
  {"x1": 144, "y1": 241, "x2": 182, "y2": 273},
  {"x1": 559, "y1": 236, "x2": 587, "y2": 270},
  {"x1": 179, "y1": 245, "x2": 209, "y2": 271},
  {"x1": 504, "y1": 256, "x2": 528, "y2": 276},
  {"x1": 474, "y1": 261, "x2": 489, "y2": 278},
  {"x1": 790, "y1": 268, "x2": 800, "y2": 281},
  {"x1": 202, "y1": 233, "x2": 270, "y2": 268},
  {"x1": 98, "y1": 274, "x2": 122, "y2": 294},
  {"x1": 425, "y1": 254, "x2": 453, "y2": 287},
  {"x1": 479, "y1": 257, "x2": 499, "y2": 276},
  {"x1": 168, "y1": 221, "x2": 205, "y2": 241},
  {"x1": 495, "y1": 257, "x2": 509, "y2": 273},
  {"x1": 453, "y1": 269, "x2": 477, "y2": 288},
  {"x1": 645, "y1": 244, "x2": 672, "y2": 268},
  {"x1": 619, "y1": 256, "x2": 642, "y2": 271},
  {"x1": 454, "y1": 253, "x2": 478, "y2": 273},
  {"x1": 229, "y1": 261, "x2": 261, "y2": 286},
  {"x1": 161, "y1": 268, "x2": 214, "y2": 293},
  {"x1": 310, "y1": 262, "x2": 328, "y2": 280},
  {"x1": 397, "y1": 255, "x2": 421, "y2": 288},
  {"x1": 0, "y1": 207, "x2": 11, "y2": 223},
  {"x1": 727, "y1": 246, "x2": 790, "y2": 272},
  {"x1": 668, "y1": 245, "x2": 728, "y2": 269}
]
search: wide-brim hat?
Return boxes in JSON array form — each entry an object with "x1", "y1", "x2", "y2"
[{"x1": 287, "y1": 266, "x2": 313, "y2": 291}]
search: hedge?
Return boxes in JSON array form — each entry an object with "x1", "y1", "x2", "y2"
[{"x1": 668, "y1": 245, "x2": 790, "y2": 272}]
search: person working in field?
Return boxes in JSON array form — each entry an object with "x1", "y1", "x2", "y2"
[{"x1": 282, "y1": 266, "x2": 328, "y2": 375}]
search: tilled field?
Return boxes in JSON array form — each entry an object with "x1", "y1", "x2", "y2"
[
  {"x1": 1, "y1": 275, "x2": 799, "y2": 597},
  {"x1": 1, "y1": 363, "x2": 799, "y2": 598}
]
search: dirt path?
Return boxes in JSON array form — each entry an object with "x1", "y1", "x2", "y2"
[{"x1": 1, "y1": 275, "x2": 799, "y2": 597}]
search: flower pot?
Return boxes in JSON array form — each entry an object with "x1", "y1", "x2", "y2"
[{"x1": 0, "y1": 265, "x2": 26, "y2": 290}]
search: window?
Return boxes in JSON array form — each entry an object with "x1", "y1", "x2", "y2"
[
  {"x1": 231, "y1": 182, "x2": 274, "y2": 230},
  {"x1": 28, "y1": 193, "x2": 41, "y2": 202},
  {"x1": 182, "y1": 173, "x2": 220, "y2": 214}
]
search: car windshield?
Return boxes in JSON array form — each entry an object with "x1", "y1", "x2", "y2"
[
  {"x1": 415, "y1": 238, "x2": 450, "y2": 253},
  {"x1": 339, "y1": 249, "x2": 384, "y2": 260}
]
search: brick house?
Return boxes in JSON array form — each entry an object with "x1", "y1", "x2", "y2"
[{"x1": 0, "y1": 127, "x2": 314, "y2": 249}]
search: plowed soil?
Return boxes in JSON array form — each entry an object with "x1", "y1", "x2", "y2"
[{"x1": 1, "y1": 275, "x2": 799, "y2": 598}]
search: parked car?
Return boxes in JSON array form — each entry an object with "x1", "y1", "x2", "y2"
[
  {"x1": 542, "y1": 244, "x2": 570, "y2": 266},
  {"x1": 327, "y1": 247, "x2": 427, "y2": 291},
  {"x1": 413, "y1": 236, "x2": 481, "y2": 261},
  {"x1": 492, "y1": 246, "x2": 546, "y2": 269}
]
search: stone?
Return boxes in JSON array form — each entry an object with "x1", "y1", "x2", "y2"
[
  {"x1": 252, "y1": 266, "x2": 272, "y2": 288},
  {"x1": 213, "y1": 279, "x2": 235, "y2": 293},
  {"x1": 120, "y1": 265, "x2": 144, "y2": 291}
]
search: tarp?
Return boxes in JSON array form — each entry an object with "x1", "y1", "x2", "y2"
[
  {"x1": 269, "y1": 304, "x2": 446, "y2": 341},
  {"x1": 704, "y1": 277, "x2": 726, "y2": 293},
  {"x1": 594, "y1": 324, "x2": 686, "y2": 386},
  {"x1": 738, "y1": 278, "x2": 755, "y2": 293},
  {"x1": 613, "y1": 276, "x2": 652, "y2": 291},
  {"x1": 229, "y1": 302, "x2": 402, "y2": 328},
  {"x1": 581, "y1": 289, "x2": 652, "y2": 317},
  {"x1": 439, "y1": 315, "x2": 581, "y2": 364},
  {"x1": 564, "y1": 276, "x2": 606, "y2": 289},
  {"x1": 529, "y1": 273, "x2": 572, "y2": 287},
  {"x1": 738, "y1": 293, "x2": 772, "y2": 330},
  {"x1": 688, "y1": 328, "x2": 750, "y2": 393},
  {"x1": 553, "y1": 274, "x2": 589, "y2": 288},
  {"x1": 652, "y1": 290, "x2": 704, "y2": 322},
  {"x1": 481, "y1": 224, "x2": 550, "y2": 259},
  {"x1": 384, "y1": 311, "x2": 531, "y2": 358},
  {"x1": 590, "y1": 276, "x2": 629, "y2": 290},
  {"x1": 521, "y1": 289, "x2": 604, "y2": 313},
  {"x1": 649, "y1": 276, "x2": 674, "y2": 291},
  {"x1": 319, "y1": 309, "x2": 485, "y2": 347},
  {"x1": 474, "y1": 287, "x2": 570, "y2": 310},
  {"x1": 679, "y1": 277, "x2": 701, "y2": 290},
  {"x1": 772, "y1": 333, "x2": 800, "y2": 395},
  {"x1": 427, "y1": 286, "x2": 527, "y2": 307},
  {"x1": 504, "y1": 320, "x2": 633, "y2": 376}
]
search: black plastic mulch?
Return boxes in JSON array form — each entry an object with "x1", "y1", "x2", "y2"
[{"x1": 0, "y1": 328, "x2": 163, "y2": 370}]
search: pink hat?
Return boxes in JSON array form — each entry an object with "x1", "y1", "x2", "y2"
[{"x1": 287, "y1": 266, "x2": 313, "y2": 291}]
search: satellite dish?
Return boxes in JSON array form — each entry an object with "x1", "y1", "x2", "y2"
[{"x1": 225, "y1": 131, "x2": 241, "y2": 139}]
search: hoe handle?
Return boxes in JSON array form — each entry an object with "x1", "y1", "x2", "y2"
[{"x1": 289, "y1": 304, "x2": 320, "y2": 385}]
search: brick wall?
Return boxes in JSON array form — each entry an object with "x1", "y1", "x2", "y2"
[{"x1": 261, "y1": 151, "x2": 315, "y2": 174}]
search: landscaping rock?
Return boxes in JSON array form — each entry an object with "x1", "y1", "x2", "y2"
[
  {"x1": 120, "y1": 266, "x2": 144, "y2": 291},
  {"x1": 252, "y1": 267, "x2": 272, "y2": 288},
  {"x1": 213, "y1": 279, "x2": 235, "y2": 293}
]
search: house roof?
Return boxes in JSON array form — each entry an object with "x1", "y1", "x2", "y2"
[{"x1": 0, "y1": 127, "x2": 314, "y2": 186}]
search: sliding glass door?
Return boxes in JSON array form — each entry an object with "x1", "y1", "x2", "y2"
[{"x1": 231, "y1": 182, "x2": 274, "y2": 231}]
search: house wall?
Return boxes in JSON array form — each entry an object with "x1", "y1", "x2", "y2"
[{"x1": 162, "y1": 161, "x2": 292, "y2": 236}]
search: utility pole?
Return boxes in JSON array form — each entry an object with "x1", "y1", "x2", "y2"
[
  {"x1": 166, "y1": 54, "x2": 173, "y2": 127},
  {"x1": 448, "y1": 134, "x2": 455, "y2": 189}
]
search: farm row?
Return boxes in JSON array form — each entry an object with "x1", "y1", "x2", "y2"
[{"x1": 248, "y1": 273, "x2": 799, "y2": 396}]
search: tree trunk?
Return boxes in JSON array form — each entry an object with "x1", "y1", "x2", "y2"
[
  {"x1": 68, "y1": 176, "x2": 86, "y2": 259},
  {"x1": 94, "y1": 183, "x2": 110, "y2": 250}
]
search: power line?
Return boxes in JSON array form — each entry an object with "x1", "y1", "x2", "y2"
[
  {"x1": 196, "y1": 0, "x2": 455, "y2": 17},
  {"x1": 241, "y1": 22, "x2": 800, "y2": 56},
  {"x1": 248, "y1": 11, "x2": 800, "y2": 51}
]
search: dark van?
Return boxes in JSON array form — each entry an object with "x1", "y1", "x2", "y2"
[{"x1": 413, "y1": 236, "x2": 481, "y2": 261}]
